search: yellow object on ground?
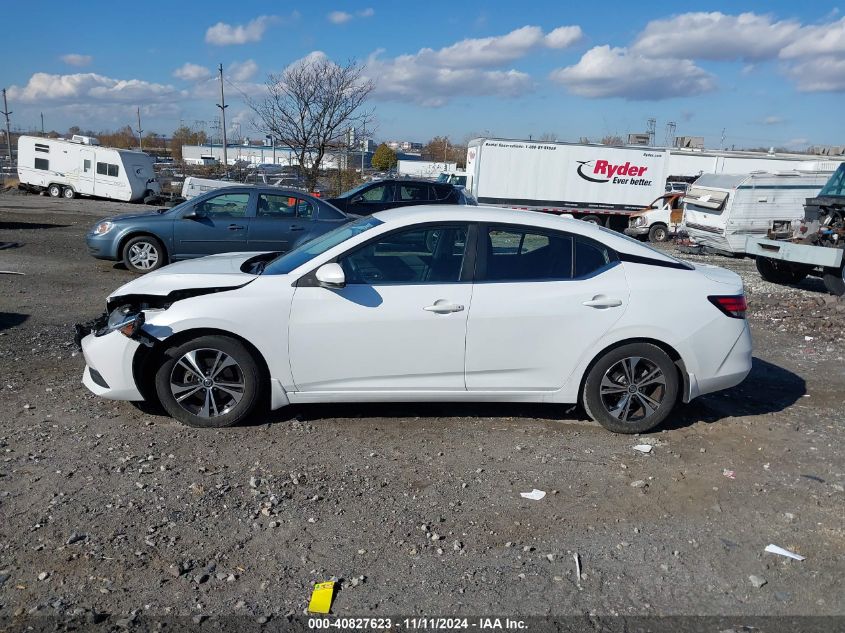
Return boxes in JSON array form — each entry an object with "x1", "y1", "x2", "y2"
[{"x1": 308, "y1": 581, "x2": 335, "y2": 613}]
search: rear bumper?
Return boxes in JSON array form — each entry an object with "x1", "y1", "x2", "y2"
[{"x1": 687, "y1": 322, "x2": 753, "y2": 400}]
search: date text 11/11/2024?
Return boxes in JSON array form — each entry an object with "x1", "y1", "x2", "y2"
[{"x1": 307, "y1": 618, "x2": 528, "y2": 630}]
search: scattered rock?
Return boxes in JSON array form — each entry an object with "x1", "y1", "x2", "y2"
[{"x1": 749, "y1": 575, "x2": 767, "y2": 588}]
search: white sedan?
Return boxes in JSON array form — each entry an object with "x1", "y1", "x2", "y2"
[{"x1": 78, "y1": 206, "x2": 752, "y2": 434}]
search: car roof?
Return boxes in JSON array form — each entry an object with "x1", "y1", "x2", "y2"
[{"x1": 370, "y1": 205, "x2": 684, "y2": 263}]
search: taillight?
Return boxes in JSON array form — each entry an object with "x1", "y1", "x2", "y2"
[{"x1": 708, "y1": 295, "x2": 747, "y2": 319}]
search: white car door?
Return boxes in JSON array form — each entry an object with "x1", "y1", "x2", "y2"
[
  {"x1": 288, "y1": 224, "x2": 473, "y2": 392},
  {"x1": 465, "y1": 226, "x2": 629, "y2": 391}
]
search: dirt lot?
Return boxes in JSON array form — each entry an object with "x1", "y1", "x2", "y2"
[{"x1": 0, "y1": 192, "x2": 843, "y2": 628}]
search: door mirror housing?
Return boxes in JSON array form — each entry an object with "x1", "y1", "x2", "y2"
[
  {"x1": 315, "y1": 263, "x2": 346, "y2": 289},
  {"x1": 183, "y1": 204, "x2": 205, "y2": 219},
  {"x1": 350, "y1": 195, "x2": 363, "y2": 205}
]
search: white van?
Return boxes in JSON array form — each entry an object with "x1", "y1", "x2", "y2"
[
  {"x1": 17, "y1": 135, "x2": 160, "y2": 202},
  {"x1": 682, "y1": 171, "x2": 832, "y2": 254}
]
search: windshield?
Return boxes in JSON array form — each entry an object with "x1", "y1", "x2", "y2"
[
  {"x1": 819, "y1": 164, "x2": 845, "y2": 197},
  {"x1": 263, "y1": 215, "x2": 384, "y2": 275},
  {"x1": 335, "y1": 182, "x2": 373, "y2": 199}
]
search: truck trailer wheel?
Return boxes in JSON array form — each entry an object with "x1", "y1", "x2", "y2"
[
  {"x1": 822, "y1": 263, "x2": 845, "y2": 296},
  {"x1": 62, "y1": 187, "x2": 76, "y2": 199},
  {"x1": 48, "y1": 184, "x2": 62, "y2": 198},
  {"x1": 755, "y1": 257, "x2": 807, "y2": 285},
  {"x1": 648, "y1": 224, "x2": 669, "y2": 243}
]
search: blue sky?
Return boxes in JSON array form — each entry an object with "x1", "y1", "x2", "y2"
[{"x1": 1, "y1": 1, "x2": 843, "y2": 149}]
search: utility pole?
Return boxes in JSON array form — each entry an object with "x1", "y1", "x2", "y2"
[
  {"x1": 720, "y1": 128, "x2": 727, "y2": 150},
  {"x1": 135, "y1": 107, "x2": 143, "y2": 151},
  {"x1": 361, "y1": 124, "x2": 365, "y2": 173},
  {"x1": 216, "y1": 64, "x2": 228, "y2": 170},
  {"x1": 1, "y1": 89, "x2": 12, "y2": 164},
  {"x1": 444, "y1": 137, "x2": 448, "y2": 162},
  {"x1": 40, "y1": 113, "x2": 44, "y2": 137}
]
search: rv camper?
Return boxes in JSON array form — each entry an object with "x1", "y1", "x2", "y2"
[
  {"x1": 16, "y1": 135, "x2": 160, "y2": 202},
  {"x1": 682, "y1": 171, "x2": 832, "y2": 255}
]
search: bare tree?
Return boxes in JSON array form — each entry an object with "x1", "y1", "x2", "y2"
[
  {"x1": 600, "y1": 135, "x2": 625, "y2": 146},
  {"x1": 249, "y1": 56, "x2": 374, "y2": 192},
  {"x1": 538, "y1": 132, "x2": 559, "y2": 142}
]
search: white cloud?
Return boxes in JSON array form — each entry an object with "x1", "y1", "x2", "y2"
[
  {"x1": 173, "y1": 63, "x2": 211, "y2": 81},
  {"x1": 229, "y1": 59, "x2": 259, "y2": 82},
  {"x1": 205, "y1": 16, "x2": 276, "y2": 46},
  {"x1": 365, "y1": 51, "x2": 533, "y2": 106},
  {"x1": 784, "y1": 56, "x2": 845, "y2": 93},
  {"x1": 60, "y1": 53, "x2": 93, "y2": 67},
  {"x1": 780, "y1": 16, "x2": 845, "y2": 59},
  {"x1": 544, "y1": 26, "x2": 583, "y2": 49},
  {"x1": 358, "y1": 8, "x2": 374, "y2": 18},
  {"x1": 762, "y1": 115, "x2": 784, "y2": 125},
  {"x1": 632, "y1": 12, "x2": 801, "y2": 61},
  {"x1": 549, "y1": 46, "x2": 716, "y2": 100},
  {"x1": 7, "y1": 72, "x2": 181, "y2": 104},
  {"x1": 327, "y1": 11, "x2": 353, "y2": 24}
]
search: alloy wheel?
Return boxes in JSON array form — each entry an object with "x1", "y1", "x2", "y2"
[
  {"x1": 599, "y1": 356, "x2": 666, "y2": 423},
  {"x1": 128, "y1": 242, "x2": 160, "y2": 270},
  {"x1": 169, "y1": 348, "x2": 245, "y2": 419}
]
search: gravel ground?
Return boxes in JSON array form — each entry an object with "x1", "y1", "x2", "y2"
[{"x1": 0, "y1": 193, "x2": 843, "y2": 628}]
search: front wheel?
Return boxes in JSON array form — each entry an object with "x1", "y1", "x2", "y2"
[
  {"x1": 48, "y1": 184, "x2": 62, "y2": 198},
  {"x1": 154, "y1": 336, "x2": 263, "y2": 428},
  {"x1": 122, "y1": 235, "x2": 166, "y2": 273},
  {"x1": 755, "y1": 257, "x2": 806, "y2": 285},
  {"x1": 648, "y1": 224, "x2": 668, "y2": 243},
  {"x1": 582, "y1": 343, "x2": 679, "y2": 434}
]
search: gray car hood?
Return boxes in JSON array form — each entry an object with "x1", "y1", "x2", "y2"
[{"x1": 108, "y1": 252, "x2": 264, "y2": 300}]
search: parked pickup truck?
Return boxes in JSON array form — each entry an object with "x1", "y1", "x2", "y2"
[
  {"x1": 745, "y1": 163, "x2": 845, "y2": 295},
  {"x1": 623, "y1": 192, "x2": 685, "y2": 242}
]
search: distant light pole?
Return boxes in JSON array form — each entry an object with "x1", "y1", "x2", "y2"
[
  {"x1": 40, "y1": 112, "x2": 44, "y2": 137},
  {"x1": 1, "y1": 89, "x2": 12, "y2": 164},
  {"x1": 216, "y1": 64, "x2": 229, "y2": 169},
  {"x1": 135, "y1": 107, "x2": 143, "y2": 151}
]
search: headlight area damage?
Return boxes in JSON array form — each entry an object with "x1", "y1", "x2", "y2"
[{"x1": 73, "y1": 284, "x2": 252, "y2": 350}]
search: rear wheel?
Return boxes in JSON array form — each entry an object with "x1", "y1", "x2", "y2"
[
  {"x1": 62, "y1": 186, "x2": 76, "y2": 199},
  {"x1": 48, "y1": 184, "x2": 62, "y2": 198},
  {"x1": 154, "y1": 335, "x2": 262, "y2": 428},
  {"x1": 582, "y1": 343, "x2": 679, "y2": 434},
  {"x1": 122, "y1": 235, "x2": 166, "y2": 273},
  {"x1": 755, "y1": 257, "x2": 807, "y2": 284},
  {"x1": 648, "y1": 224, "x2": 669, "y2": 243},
  {"x1": 822, "y1": 262, "x2": 845, "y2": 296}
]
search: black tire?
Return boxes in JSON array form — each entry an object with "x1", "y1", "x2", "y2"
[
  {"x1": 580, "y1": 215, "x2": 602, "y2": 225},
  {"x1": 62, "y1": 186, "x2": 76, "y2": 199},
  {"x1": 755, "y1": 256, "x2": 806, "y2": 285},
  {"x1": 48, "y1": 184, "x2": 62, "y2": 198},
  {"x1": 154, "y1": 335, "x2": 263, "y2": 428},
  {"x1": 822, "y1": 263, "x2": 845, "y2": 296},
  {"x1": 122, "y1": 235, "x2": 167, "y2": 273},
  {"x1": 582, "y1": 342, "x2": 679, "y2": 434},
  {"x1": 648, "y1": 224, "x2": 669, "y2": 243}
]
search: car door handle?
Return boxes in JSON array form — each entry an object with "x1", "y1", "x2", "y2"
[
  {"x1": 228, "y1": 224, "x2": 245, "y2": 231},
  {"x1": 290, "y1": 225, "x2": 305, "y2": 231},
  {"x1": 582, "y1": 296, "x2": 623, "y2": 309},
  {"x1": 424, "y1": 301, "x2": 465, "y2": 314}
]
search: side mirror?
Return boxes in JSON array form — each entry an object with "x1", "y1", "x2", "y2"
[
  {"x1": 315, "y1": 263, "x2": 345, "y2": 289},
  {"x1": 350, "y1": 195, "x2": 364, "y2": 205},
  {"x1": 183, "y1": 205, "x2": 204, "y2": 219}
]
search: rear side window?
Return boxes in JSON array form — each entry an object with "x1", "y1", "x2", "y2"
[
  {"x1": 433, "y1": 184, "x2": 453, "y2": 200},
  {"x1": 484, "y1": 228, "x2": 573, "y2": 281},
  {"x1": 574, "y1": 238, "x2": 613, "y2": 278},
  {"x1": 398, "y1": 183, "x2": 430, "y2": 202},
  {"x1": 97, "y1": 162, "x2": 120, "y2": 177}
]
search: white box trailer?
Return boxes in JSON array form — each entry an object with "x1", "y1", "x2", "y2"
[
  {"x1": 397, "y1": 160, "x2": 457, "y2": 178},
  {"x1": 17, "y1": 135, "x2": 160, "y2": 202},
  {"x1": 466, "y1": 138, "x2": 669, "y2": 229},
  {"x1": 682, "y1": 171, "x2": 832, "y2": 254}
]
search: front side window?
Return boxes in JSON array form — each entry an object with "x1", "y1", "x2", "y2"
[
  {"x1": 340, "y1": 224, "x2": 469, "y2": 284},
  {"x1": 360, "y1": 184, "x2": 392, "y2": 203},
  {"x1": 483, "y1": 228, "x2": 573, "y2": 281},
  {"x1": 34, "y1": 158, "x2": 49, "y2": 170},
  {"x1": 198, "y1": 192, "x2": 250, "y2": 218}
]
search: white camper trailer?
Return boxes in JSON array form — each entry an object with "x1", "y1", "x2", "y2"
[
  {"x1": 16, "y1": 135, "x2": 160, "y2": 202},
  {"x1": 682, "y1": 171, "x2": 832, "y2": 254}
]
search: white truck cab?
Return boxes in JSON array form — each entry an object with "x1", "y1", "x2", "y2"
[{"x1": 623, "y1": 193, "x2": 685, "y2": 242}]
